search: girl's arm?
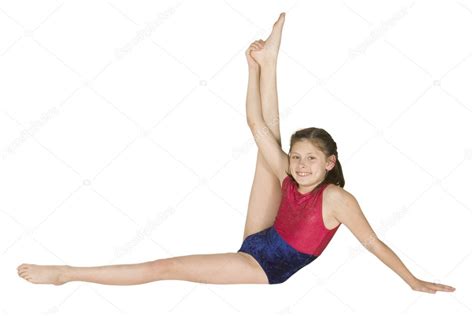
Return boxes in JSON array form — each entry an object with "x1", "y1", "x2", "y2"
[
  {"x1": 327, "y1": 187, "x2": 456, "y2": 294},
  {"x1": 260, "y1": 63, "x2": 281, "y2": 146},
  {"x1": 245, "y1": 67, "x2": 264, "y2": 126}
]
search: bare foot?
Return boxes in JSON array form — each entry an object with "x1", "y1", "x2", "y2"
[
  {"x1": 17, "y1": 263, "x2": 70, "y2": 285},
  {"x1": 251, "y1": 12, "x2": 286, "y2": 66}
]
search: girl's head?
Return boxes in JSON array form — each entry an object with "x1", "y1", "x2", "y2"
[{"x1": 286, "y1": 127, "x2": 345, "y2": 189}]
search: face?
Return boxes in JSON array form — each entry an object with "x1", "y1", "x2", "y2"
[{"x1": 288, "y1": 140, "x2": 336, "y2": 190}]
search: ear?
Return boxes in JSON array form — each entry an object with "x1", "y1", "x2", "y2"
[{"x1": 326, "y1": 154, "x2": 337, "y2": 171}]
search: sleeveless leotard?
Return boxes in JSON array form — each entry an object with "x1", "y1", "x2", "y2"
[{"x1": 274, "y1": 175, "x2": 341, "y2": 256}]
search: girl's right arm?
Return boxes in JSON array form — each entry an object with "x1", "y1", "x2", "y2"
[
  {"x1": 259, "y1": 63, "x2": 281, "y2": 146},
  {"x1": 328, "y1": 188, "x2": 456, "y2": 294}
]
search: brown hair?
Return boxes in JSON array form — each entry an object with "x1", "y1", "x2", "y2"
[{"x1": 285, "y1": 127, "x2": 345, "y2": 188}]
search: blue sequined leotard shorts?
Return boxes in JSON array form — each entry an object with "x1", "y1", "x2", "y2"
[{"x1": 237, "y1": 225, "x2": 318, "y2": 284}]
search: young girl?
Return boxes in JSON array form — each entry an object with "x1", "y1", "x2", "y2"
[{"x1": 17, "y1": 12, "x2": 455, "y2": 294}]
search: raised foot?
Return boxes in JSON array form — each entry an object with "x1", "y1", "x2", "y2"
[
  {"x1": 250, "y1": 12, "x2": 286, "y2": 66},
  {"x1": 17, "y1": 263, "x2": 70, "y2": 285}
]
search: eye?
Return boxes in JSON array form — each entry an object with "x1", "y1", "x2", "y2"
[
  {"x1": 309, "y1": 157, "x2": 316, "y2": 160},
  {"x1": 291, "y1": 156, "x2": 299, "y2": 159}
]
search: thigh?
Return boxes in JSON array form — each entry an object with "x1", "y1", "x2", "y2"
[
  {"x1": 243, "y1": 151, "x2": 282, "y2": 241},
  {"x1": 158, "y1": 252, "x2": 269, "y2": 285}
]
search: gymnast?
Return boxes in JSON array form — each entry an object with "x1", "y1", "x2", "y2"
[{"x1": 17, "y1": 12, "x2": 455, "y2": 294}]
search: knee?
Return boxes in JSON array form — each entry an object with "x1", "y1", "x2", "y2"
[{"x1": 146, "y1": 259, "x2": 172, "y2": 280}]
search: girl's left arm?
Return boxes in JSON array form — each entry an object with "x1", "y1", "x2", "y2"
[{"x1": 327, "y1": 187, "x2": 456, "y2": 294}]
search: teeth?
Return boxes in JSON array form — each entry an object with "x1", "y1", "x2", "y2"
[{"x1": 297, "y1": 172, "x2": 310, "y2": 176}]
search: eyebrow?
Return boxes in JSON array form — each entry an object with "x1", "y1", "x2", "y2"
[{"x1": 289, "y1": 152, "x2": 316, "y2": 155}]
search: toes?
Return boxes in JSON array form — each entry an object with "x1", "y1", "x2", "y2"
[
  {"x1": 18, "y1": 263, "x2": 31, "y2": 270},
  {"x1": 273, "y1": 13, "x2": 286, "y2": 28},
  {"x1": 278, "y1": 12, "x2": 285, "y2": 22}
]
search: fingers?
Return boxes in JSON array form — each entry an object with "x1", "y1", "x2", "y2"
[
  {"x1": 249, "y1": 40, "x2": 264, "y2": 51},
  {"x1": 251, "y1": 44, "x2": 261, "y2": 50},
  {"x1": 430, "y1": 282, "x2": 456, "y2": 292},
  {"x1": 246, "y1": 44, "x2": 256, "y2": 53},
  {"x1": 412, "y1": 279, "x2": 457, "y2": 294},
  {"x1": 422, "y1": 282, "x2": 456, "y2": 293}
]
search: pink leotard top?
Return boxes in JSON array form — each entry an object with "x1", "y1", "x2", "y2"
[{"x1": 273, "y1": 175, "x2": 341, "y2": 256}]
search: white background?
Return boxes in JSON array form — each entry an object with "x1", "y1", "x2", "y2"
[{"x1": 1, "y1": 0, "x2": 473, "y2": 315}]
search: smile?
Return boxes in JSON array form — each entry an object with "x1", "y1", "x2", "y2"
[{"x1": 296, "y1": 172, "x2": 311, "y2": 177}]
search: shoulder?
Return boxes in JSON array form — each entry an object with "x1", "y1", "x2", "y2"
[
  {"x1": 324, "y1": 183, "x2": 347, "y2": 197},
  {"x1": 324, "y1": 184, "x2": 357, "y2": 215}
]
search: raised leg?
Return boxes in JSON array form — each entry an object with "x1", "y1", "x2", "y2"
[
  {"x1": 17, "y1": 252, "x2": 268, "y2": 286},
  {"x1": 242, "y1": 13, "x2": 286, "y2": 240},
  {"x1": 243, "y1": 152, "x2": 281, "y2": 240}
]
